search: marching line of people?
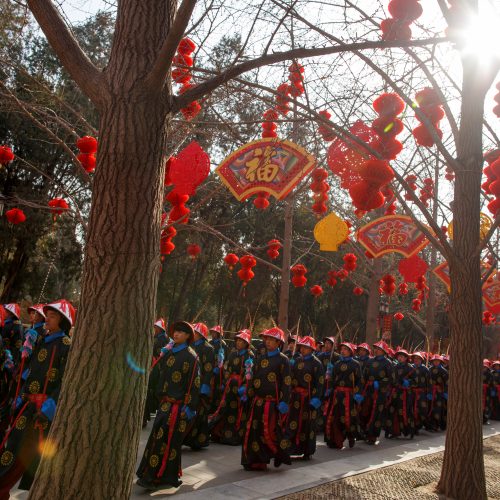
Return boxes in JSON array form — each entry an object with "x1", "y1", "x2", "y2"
[{"x1": 0, "y1": 307, "x2": 499, "y2": 496}]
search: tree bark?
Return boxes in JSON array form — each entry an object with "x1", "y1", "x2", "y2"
[
  {"x1": 29, "y1": 0, "x2": 174, "y2": 497},
  {"x1": 0, "y1": 241, "x2": 28, "y2": 301},
  {"x1": 278, "y1": 196, "x2": 293, "y2": 333},
  {"x1": 437, "y1": 54, "x2": 496, "y2": 500},
  {"x1": 365, "y1": 257, "x2": 382, "y2": 344}
]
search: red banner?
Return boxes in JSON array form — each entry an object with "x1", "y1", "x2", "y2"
[
  {"x1": 356, "y1": 215, "x2": 430, "y2": 258},
  {"x1": 216, "y1": 139, "x2": 315, "y2": 201}
]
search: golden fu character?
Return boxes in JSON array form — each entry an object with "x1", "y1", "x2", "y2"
[{"x1": 245, "y1": 147, "x2": 279, "y2": 183}]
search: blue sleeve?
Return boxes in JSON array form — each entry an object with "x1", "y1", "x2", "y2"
[
  {"x1": 41, "y1": 398, "x2": 57, "y2": 421},
  {"x1": 200, "y1": 384, "x2": 211, "y2": 396}
]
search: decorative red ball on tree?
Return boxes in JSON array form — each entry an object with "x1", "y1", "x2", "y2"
[
  {"x1": 0, "y1": 146, "x2": 14, "y2": 165},
  {"x1": 238, "y1": 255, "x2": 257, "y2": 286},
  {"x1": 254, "y1": 192, "x2": 270, "y2": 210},
  {"x1": 187, "y1": 244, "x2": 201, "y2": 260},
  {"x1": 77, "y1": 153, "x2": 96, "y2": 173},
  {"x1": 343, "y1": 253, "x2": 357, "y2": 272},
  {"x1": 267, "y1": 239, "x2": 282, "y2": 260},
  {"x1": 5, "y1": 208, "x2": 26, "y2": 224},
  {"x1": 291, "y1": 264, "x2": 308, "y2": 287},
  {"x1": 353, "y1": 286, "x2": 364, "y2": 296},
  {"x1": 394, "y1": 312, "x2": 404, "y2": 321},
  {"x1": 224, "y1": 253, "x2": 239, "y2": 270},
  {"x1": 48, "y1": 198, "x2": 69, "y2": 216},
  {"x1": 412, "y1": 298, "x2": 422, "y2": 312},
  {"x1": 76, "y1": 136, "x2": 98, "y2": 154},
  {"x1": 327, "y1": 270, "x2": 338, "y2": 287},
  {"x1": 310, "y1": 285, "x2": 323, "y2": 297}
]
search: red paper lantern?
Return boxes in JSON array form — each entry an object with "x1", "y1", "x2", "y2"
[
  {"x1": 238, "y1": 255, "x2": 257, "y2": 286},
  {"x1": 5, "y1": 208, "x2": 26, "y2": 224},
  {"x1": 224, "y1": 253, "x2": 239, "y2": 270},
  {"x1": 373, "y1": 93, "x2": 405, "y2": 117},
  {"x1": 291, "y1": 264, "x2": 307, "y2": 288},
  {"x1": 381, "y1": 18, "x2": 412, "y2": 41},
  {"x1": 394, "y1": 312, "x2": 404, "y2": 321},
  {"x1": 412, "y1": 298, "x2": 422, "y2": 312},
  {"x1": 310, "y1": 285, "x2": 323, "y2": 297},
  {"x1": 48, "y1": 198, "x2": 69, "y2": 216},
  {"x1": 76, "y1": 136, "x2": 98, "y2": 154},
  {"x1": 483, "y1": 311, "x2": 495, "y2": 325},
  {"x1": 398, "y1": 255, "x2": 428, "y2": 283},
  {"x1": 381, "y1": 274, "x2": 396, "y2": 296},
  {"x1": 399, "y1": 282, "x2": 409, "y2": 295},
  {"x1": 267, "y1": 239, "x2": 282, "y2": 260},
  {"x1": 0, "y1": 145, "x2": 14, "y2": 165},
  {"x1": 187, "y1": 244, "x2": 201, "y2": 260},
  {"x1": 359, "y1": 160, "x2": 395, "y2": 187},
  {"x1": 254, "y1": 192, "x2": 270, "y2": 210},
  {"x1": 327, "y1": 270, "x2": 337, "y2": 287},
  {"x1": 77, "y1": 153, "x2": 96, "y2": 173},
  {"x1": 353, "y1": 287, "x2": 364, "y2": 296},
  {"x1": 343, "y1": 253, "x2": 357, "y2": 272},
  {"x1": 349, "y1": 181, "x2": 385, "y2": 210},
  {"x1": 336, "y1": 269, "x2": 349, "y2": 281},
  {"x1": 168, "y1": 142, "x2": 210, "y2": 196}
]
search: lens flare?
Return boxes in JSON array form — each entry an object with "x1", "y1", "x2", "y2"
[{"x1": 126, "y1": 352, "x2": 146, "y2": 374}]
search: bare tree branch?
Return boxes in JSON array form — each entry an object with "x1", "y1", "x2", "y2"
[{"x1": 26, "y1": 0, "x2": 105, "y2": 105}]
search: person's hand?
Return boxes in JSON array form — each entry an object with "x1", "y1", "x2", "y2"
[{"x1": 182, "y1": 405, "x2": 196, "y2": 420}]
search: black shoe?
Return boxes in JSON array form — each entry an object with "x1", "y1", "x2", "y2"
[
  {"x1": 348, "y1": 437, "x2": 355, "y2": 448},
  {"x1": 136, "y1": 478, "x2": 158, "y2": 491},
  {"x1": 302, "y1": 454, "x2": 311, "y2": 461},
  {"x1": 274, "y1": 457, "x2": 282, "y2": 468}
]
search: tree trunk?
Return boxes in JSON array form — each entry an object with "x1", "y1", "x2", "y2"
[
  {"x1": 278, "y1": 196, "x2": 293, "y2": 333},
  {"x1": 437, "y1": 54, "x2": 494, "y2": 500},
  {"x1": 365, "y1": 257, "x2": 382, "y2": 344},
  {"x1": 0, "y1": 240, "x2": 28, "y2": 301},
  {"x1": 29, "y1": 1, "x2": 174, "y2": 497}
]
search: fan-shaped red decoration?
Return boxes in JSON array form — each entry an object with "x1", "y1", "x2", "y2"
[{"x1": 5, "y1": 208, "x2": 26, "y2": 224}]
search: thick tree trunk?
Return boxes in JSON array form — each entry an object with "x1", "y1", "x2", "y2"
[
  {"x1": 365, "y1": 257, "x2": 382, "y2": 344},
  {"x1": 29, "y1": 1, "x2": 174, "y2": 497},
  {"x1": 437, "y1": 55, "x2": 494, "y2": 500},
  {"x1": 0, "y1": 241, "x2": 28, "y2": 301},
  {"x1": 278, "y1": 196, "x2": 293, "y2": 333}
]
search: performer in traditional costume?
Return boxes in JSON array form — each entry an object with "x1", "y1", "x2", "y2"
[
  {"x1": 241, "y1": 327, "x2": 291, "y2": 471},
  {"x1": 0, "y1": 300, "x2": 74, "y2": 498},
  {"x1": 0, "y1": 304, "x2": 23, "y2": 365},
  {"x1": 287, "y1": 336, "x2": 324, "y2": 460},
  {"x1": 410, "y1": 352, "x2": 429, "y2": 434},
  {"x1": 183, "y1": 322, "x2": 215, "y2": 450},
  {"x1": 209, "y1": 325, "x2": 228, "y2": 414},
  {"x1": 137, "y1": 321, "x2": 200, "y2": 490},
  {"x1": 426, "y1": 354, "x2": 448, "y2": 431},
  {"x1": 482, "y1": 359, "x2": 493, "y2": 424},
  {"x1": 491, "y1": 360, "x2": 500, "y2": 421},
  {"x1": 324, "y1": 342, "x2": 363, "y2": 449},
  {"x1": 210, "y1": 329, "x2": 253, "y2": 445},
  {"x1": 359, "y1": 340, "x2": 393, "y2": 444}
]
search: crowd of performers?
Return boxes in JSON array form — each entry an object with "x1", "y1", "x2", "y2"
[{"x1": 0, "y1": 305, "x2": 499, "y2": 495}]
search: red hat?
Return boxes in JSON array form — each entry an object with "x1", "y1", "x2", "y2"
[
  {"x1": 412, "y1": 352, "x2": 425, "y2": 360},
  {"x1": 483, "y1": 359, "x2": 491, "y2": 368},
  {"x1": 27, "y1": 304, "x2": 46, "y2": 319},
  {"x1": 339, "y1": 342, "x2": 356, "y2": 355},
  {"x1": 235, "y1": 329, "x2": 252, "y2": 345},
  {"x1": 395, "y1": 348, "x2": 410, "y2": 357},
  {"x1": 296, "y1": 336, "x2": 316, "y2": 350},
  {"x1": 442, "y1": 355, "x2": 449, "y2": 362},
  {"x1": 323, "y1": 336, "x2": 336, "y2": 344},
  {"x1": 44, "y1": 299, "x2": 76, "y2": 326},
  {"x1": 373, "y1": 340, "x2": 389, "y2": 354},
  {"x1": 154, "y1": 318, "x2": 166, "y2": 331},
  {"x1": 210, "y1": 325, "x2": 224, "y2": 336},
  {"x1": 356, "y1": 343, "x2": 371, "y2": 355},
  {"x1": 387, "y1": 347, "x2": 395, "y2": 357},
  {"x1": 3, "y1": 303, "x2": 20, "y2": 320},
  {"x1": 193, "y1": 322, "x2": 209, "y2": 339},
  {"x1": 260, "y1": 327, "x2": 284, "y2": 342},
  {"x1": 491, "y1": 360, "x2": 500, "y2": 367},
  {"x1": 171, "y1": 321, "x2": 195, "y2": 343},
  {"x1": 430, "y1": 354, "x2": 442, "y2": 361}
]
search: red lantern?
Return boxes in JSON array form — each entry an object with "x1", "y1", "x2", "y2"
[
  {"x1": 399, "y1": 282, "x2": 409, "y2": 295},
  {"x1": 238, "y1": 255, "x2": 257, "y2": 286},
  {"x1": 267, "y1": 239, "x2": 282, "y2": 260},
  {"x1": 343, "y1": 253, "x2": 357, "y2": 272},
  {"x1": 291, "y1": 264, "x2": 307, "y2": 288},
  {"x1": 398, "y1": 255, "x2": 428, "y2": 283},
  {"x1": 337, "y1": 269, "x2": 349, "y2": 281},
  {"x1": 394, "y1": 312, "x2": 404, "y2": 321},
  {"x1": 310, "y1": 285, "x2": 323, "y2": 297},
  {"x1": 275, "y1": 82, "x2": 291, "y2": 115},
  {"x1": 168, "y1": 142, "x2": 210, "y2": 196},
  {"x1": 317, "y1": 110, "x2": 336, "y2": 141},
  {"x1": 254, "y1": 192, "x2": 270, "y2": 210},
  {"x1": 483, "y1": 311, "x2": 495, "y2": 325},
  {"x1": 187, "y1": 244, "x2": 201, "y2": 260},
  {"x1": 0, "y1": 145, "x2": 14, "y2": 165},
  {"x1": 76, "y1": 136, "x2": 98, "y2": 154},
  {"x1": 166, "y1": 191, "x2": 190, "y2": 224},
  {"x1": 349, "y1": 181, "x2": 385, "y2": 211},
  {"x1": 412, "y1": 298, "x2": 422, "y2": 312},
  {"x1": 327, "y1": 270, "x2": 337, "y2": 287},
  {"x1": 48, "y1": 198, "x2": 69, "y2": 216},
  {"x1": 224, "y1": 253, "x2": 239, "y2": 270},
  {"x1": 353, "y1": 287, "x2": 364, "y2": 296},
  {"x1": 381, "y1": 274, "x2": 396, "y2": 296},
  {"x1": 5, "y1": 208, "x2": 26, "y2": 224},
  {"x1": 77, "y1": 153, "x2": 96, "y2": 173}
]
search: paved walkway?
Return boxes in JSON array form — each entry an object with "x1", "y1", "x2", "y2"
[{"x1": 11, "y1": 422, "x2": 500, "y2": 499}]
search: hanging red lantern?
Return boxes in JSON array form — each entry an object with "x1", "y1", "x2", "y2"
[
  {"x1": 77, "y1": 153, "x2": 96, "y2": 173},
  {"x1": 394, "y1": 312, "x2": 404, "y2": 321},
  {"x1": 48, "y1": 198, "x2": 69, "y2": 217},
  {"x1": 187, "y1": 244, "x2": 201, "y2": 260},
  {"x1": 310, "y1": 285, "x2": 323, "y2": 297},
  {"x1": 267, "y1": 239, "x2": 282, "y2": 260},
  {"x1": 483, "y1": 311, "x2": 495, "y2": 325},
  {"x1": 262, "y1": 109, "x2": 279, "y2": 139},
  {"x1": 275, "y1": 83, "x2": 291, "y2": 115},
  {"x1": 288, "y1": 61, "x2": 305, "y2": 97},
  {"x1": 412, "y1": 87, "x2": 444, "y2": 148},
  {"x1": 76, "y1": 136, "x2": 98, "y2": 154},
  {"x1": 327, "y1": 270, "x2": 337, "y2": 287},
  {"x1": 166, "y1": 191, "x2": 190, "y2": 224},
  {"x1": 238, "y1": 255, "x2": 257, "y2": 286},
  {"x1": 5, "y1": 208, "x2": 26, "y2": 224},
  {"x1": 398, "y1": 255, "x2": 428, "y2": 283},
  {"x1": 291, "y1": 264, "x2": 307, "y2": 287},
  {"x1": 310, "y1": 168, "x2": 330, "y2": 216},
  {"x1": 343, "y1": 253, "x2": 357, "y2": 272},
  {"x1": 353, "y1": 286, "x2": 364, "y2": 296},
  {"x1": 381, "y1": 274, "x2": 396, "y2": 296},
  {"x1": 371, "y1": 93, "x2": 404, "y2": 161},
  {"x1": 399, "y1": 282, "x2": 409, "y2": 295},
  {"x1": 415, "y1": 275, "x2": 428, "y2": 293},
  {"x1": 317, "y1": 110, "x2": 336, "y2": 141},
  {"x1": 224, "y1": 253, "x2": 239, "y2": 270},
  {"x1": 412, "y1": 298, "x2": 422, "y2": 312},
  {"x1": 337, "y1": 269, "x2": 349, "y2": 281},
  {"x1": 0, "y1": 145, "x2": 14, "y2": 165},
  {"x1": 254, "y1": 192, "x2": 270, "y2": 210}
]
